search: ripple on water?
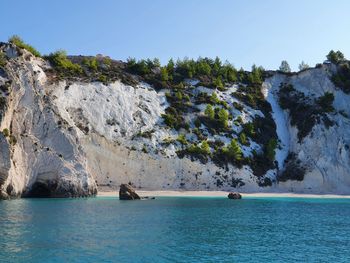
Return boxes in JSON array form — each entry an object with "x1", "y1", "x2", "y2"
[{"x1": 1, "y1": 197, "x2": 350, "y2": 263}]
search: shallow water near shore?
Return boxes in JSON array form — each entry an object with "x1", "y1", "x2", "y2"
[{"x1": 1, "y1": 197, "x2": 350, "y2": 263}]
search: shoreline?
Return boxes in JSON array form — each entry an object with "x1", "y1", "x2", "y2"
[{"x1": 97, "y1": 190, "x2": 350, "y2": 199}]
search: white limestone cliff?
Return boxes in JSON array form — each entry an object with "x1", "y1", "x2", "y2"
[{"x1": 1, "y1": 43, "x2": 350, "y2": 198}]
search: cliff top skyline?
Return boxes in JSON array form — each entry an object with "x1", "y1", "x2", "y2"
[{"x1": 1, "y1": 0, "x2": 349, "y2": 71}]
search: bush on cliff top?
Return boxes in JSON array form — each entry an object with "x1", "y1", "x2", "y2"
[
  {"x1": 9, "y1": 35, "x2": 41, "y2": 57},
  {"x1": 47, "y1": 50, "x2": 83, "y2": 76}
]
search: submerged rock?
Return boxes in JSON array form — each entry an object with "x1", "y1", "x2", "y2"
[
  {"x1": 119, "y1": 184, "x2": 141, "y2": 200},
  {"x1": 228, "y1": 192, "x2": 242, "y2": 199}
]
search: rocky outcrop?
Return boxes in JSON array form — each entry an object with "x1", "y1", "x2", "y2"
[
  {"x1": 264, "y1": 65, "x2": 350, "y2": 194},
  {"x1": 228, "y1": 192, "x2": 242, "y2": 199},
  {"x1": 0, "y1": 43, "x2": 97, "y2": 199},
  {"x1": 119, "y1": 184, "x2": 141, "y2": 200}
]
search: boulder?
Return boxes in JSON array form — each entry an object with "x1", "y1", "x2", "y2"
[
  {"x1": 228, "y1": 192, "x2": 242, "y2": 199},
  {"x1": 119, "y1": 184, "x2": 141, "y2": 200}
]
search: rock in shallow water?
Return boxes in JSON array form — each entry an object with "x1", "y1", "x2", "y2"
[
  {"x1": 228, "y1": 192, "x2": 242, "y2": 199},
  {"x1": 119, "y1": 184, "x2": 141, "y2": 200}
]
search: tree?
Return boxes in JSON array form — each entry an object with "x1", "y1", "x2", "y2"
[
  {"x1": 298, "y1": 61, "x2": 309, "y2": 71},
  {"x1": 326, "y1": 50, "x2": 345, "y2": 64},
  {"x1": 213, "y1": 76, "x2": 224, "y2": 90},
  {"x1": 317, "y1": 92, "x2": 334, "y2": 112},
  {"x1": 152, "y1": 58, "x2": 161, "y2": 68},
  {"x1": 200, "y1": 140, "x2": 210, "y2": 155},
  {"x1": 205, "y1": 104, "x2": 215, "y2": 119},
  {"x1": 167, "y1": 58, "x2": 174, "y2": 73},
  {"x1": 226, "y1": 139, "x2": 243, "y2": 161},
  {"x1": 160, "y1": 67, "x2": 169, "y2": 81},
  {"x1": 249, "y1": 64, "x2": 263, "y2": 85},
  {"x1": 279, "y1": 60, "x2": 291, "y2": 73},
  {"x1": 196, "y1": 59, "x2": 211, "y2": 76},
  {"x1": 243, "y1": 122, "x2": 255, "y2": 137},
  {"x1": 217, "y1": 108, "x2": 229, "y2": 128},
  {"x1": 266, "y1": 138, "x2": 277, "y2": 162},
  {"x1": 210, "y1": 92, "x2": 219, "y2": 104},
  {"x1": 212, "y1": 56, "x2": 222, "y2": 76},
  {"x1": 239, "y1": 132, "x2": 248, "y2": 145}
]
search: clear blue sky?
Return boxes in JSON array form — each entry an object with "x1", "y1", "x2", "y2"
[{"x1": 1, "y1": 0, "x2": 349, "y2": 70}]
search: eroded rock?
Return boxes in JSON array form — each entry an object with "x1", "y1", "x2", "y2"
[
  {"x1": 119, "y1": 184, "x2": 141, "y2": 200},
  {"x1": 228, "y1": 192, "x2": 242, "y2": 199}
]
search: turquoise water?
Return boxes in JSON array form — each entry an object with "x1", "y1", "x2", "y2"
[{"x1": 1, "y1": 197, "x2": 350, "y2": 263}]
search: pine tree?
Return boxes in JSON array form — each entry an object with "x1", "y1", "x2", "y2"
[
  {"x1": 239, "y1": 132, "x2": 248, "y2": 145},
  {"x1": 326, "y1": 50, "x2": 345, "y2": 64},
  {"x1": 210, "y1": 92, "x2": 219, "y2": 104},
  {"x1": 160, "y1": 67, "x2": 169, "y2": 81},
  {"x1": 279, "y1": 60, "x2": 291, "y2": 73},
  {"x1": 227, "y1": 139, "x2": 243, "y2": 161},
  {"x1": 217, "y1": 108, "x2": 229, "y2": 128},
  {"x1": 298, "y1": 61, "x2": 309, "y2": 71},
  {"x1": 200, "y1": 140, "x2": 210, "y2": 155},
  {"x1": 205, "y1": 104, "x2": 215, "y2": 119}
]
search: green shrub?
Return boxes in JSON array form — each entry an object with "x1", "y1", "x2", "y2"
[
  {"x1": 317, "y1": 92, "x2": 334, "y2": 112},
  {"x1": 279, "y1": 60, "x2": 291, "y2": 73},
  {"x1": 161, "y1": 107, "x2": 187, "y2": 130},
  {"x1": 326, "y1": 50, "x2": 345, "y2": 64},
  {"x1": 213, "y1": 77, "x2": 224, "y2": 90},
  {"x1": 186, "y1": 140, "x2": 211, "y2": 156},
  {"x1": 217, "y1": 108, "x2": 229, "y2": 129},
  {"x1": 98, "y1": 74, "x2": 107, "y2": 83},
  {"x1": 298, "y1": 61, "x2": 309, "y2": 71},
  {"x1": 83, "y1": 57, "x2": 98, "y2": 71},
  {"x1": 265, "y1": 138, "x2": 278, "y2": 162},
  {"x1": 127, "y1": 57, "x2": 160, "y2": 75},
  {"x1": 278, "y1": 153, "x2": 305, "y2": 182},
  {"x1": 175, "y1": 91, "x2": 183, "y2": 100},
  {"x1": 249, "y1": 65, "x2": 263, "y2": 85},
  {"x1": 222, "y1": 139, "x2": 243, "y2": 162},
  {"x1": 204, "y1": 104, "x2": 215, "y2": 119},
  {"x1": 47, "y1": 50, "x2": 83, "y2": 75},
  {"x1": 233, "y1": 102, "x2": 244, "y2": 111},
  {"x1": 278, "y1": 83, "x2": 335, "y2": 141},
  {"x1": 234, "y1": 116, "x2": 243, "y2": 126},
  {"x1": 239, "y1": 132, "x2": 249, "y2": 146},
  {"x1": 2, "y1": 128, "x2": 9, "y2": 137},
  {"x1": 0, "y1": 52, "x2": 6, "y2": 67},
  {"x1": 243, "y1": 122, "x2": 255, "y2": 137},
  {"x1": 331, "y1": 62, "x2": 350, "y2": 94},
  {"x1": 210, "y1": 92, "x2": 219, "y2": 104},
  {"x1": 9, "y1": 135, "x2": 17, "y2": 145},
  {"x1": 160, "y1": 67, "x2": 169, "y2": 81},
  {"x1": 9, "y1": 35, "x2": 41, "y2": 57},
  {"x1": 177, "y1": 134, "x2": 188, "y2": 145},
  {"x1": 103, "y1": 57, "x2": 112, "y2": 67}
]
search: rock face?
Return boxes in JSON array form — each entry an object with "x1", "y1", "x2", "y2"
[
  {"x1": 263, "y1": 66, "x2": 350, "y2": 194},
  {"x1": 0, "y1": 133, "x2": 11, "y2": 190},
  {"x1": 1, "y1": 42, "x2": 350, "y2": 198},
  {"x1": 0, "y1": 43, "x2": 97, "y2": 199},
  {"x1": 228, "y1": 192, "x2": 242, "y2": 199},
  {"x1": 119, "y1": 184, "x2": 141, "y2": 200}
]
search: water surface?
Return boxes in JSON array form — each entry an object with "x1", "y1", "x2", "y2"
[{"x1": 1, "y1": 197, "x2": 350, "y2": 262}]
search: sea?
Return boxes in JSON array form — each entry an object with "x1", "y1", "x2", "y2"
[{"x1": 1, "y1": 196, "x2": 350, "y2": 263}]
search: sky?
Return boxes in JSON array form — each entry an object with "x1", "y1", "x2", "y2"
[{"x1": 1, "y1": 0, "x2": 350, "y2": 71}]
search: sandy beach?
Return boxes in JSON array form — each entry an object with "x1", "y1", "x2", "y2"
[{"x1": 97, "y1": 190, "x2": 350, "y2": 199}]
